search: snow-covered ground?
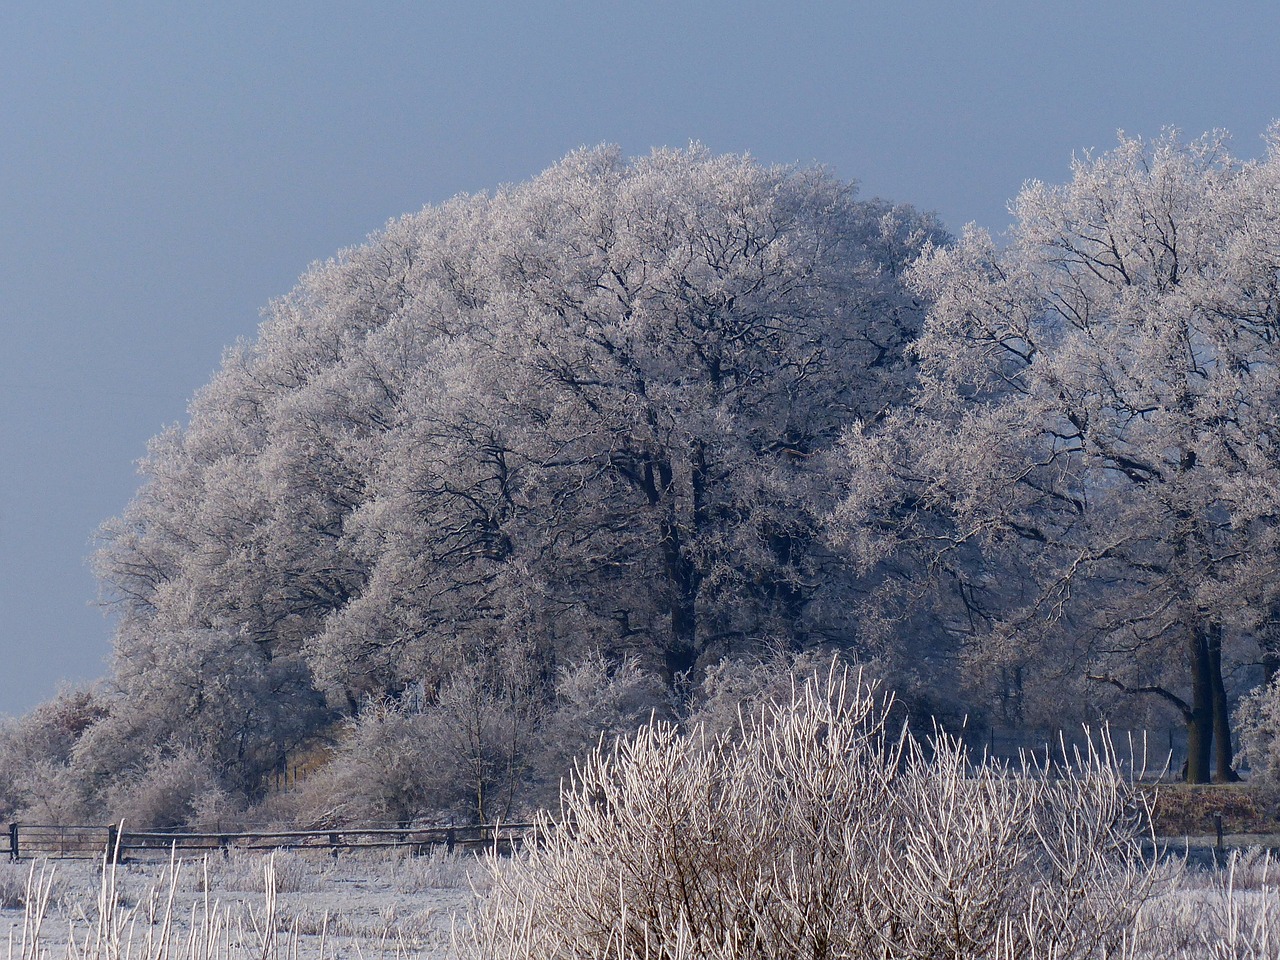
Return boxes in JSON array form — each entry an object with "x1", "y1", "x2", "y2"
[
  {"x1": 9, "y1": 845, "x2": 1280, "y2": 960},
  {"x1": 1, "y1": 848, "x2": 484, "y2": 960}
]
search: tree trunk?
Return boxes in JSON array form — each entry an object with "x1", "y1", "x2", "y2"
[
  {"x1": 632, "y1": 452, "x2": 701, "y2": 683},
  {"x1": 659, "y1": 509, "x2": 699, "y2": 679},
  {"x1": 1185, "y1": 621, "x2": 1214, "y2": 783},
  {"x1": 1208, "y1": 622, "x2": 1241, "y2": 782},
  {"x1": 653, "y1": 459, "x2": 700, "y2": 683}
]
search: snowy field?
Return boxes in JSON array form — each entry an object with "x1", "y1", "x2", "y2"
[
  {"x1": 6, "y1": 846, "x2": 1280, "y2": 959},
  {"x1": 1, "y1": 848, "x2": 482, "y2": 960}
]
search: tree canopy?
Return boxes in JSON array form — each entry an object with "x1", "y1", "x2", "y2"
[
  {"x1": 14, "y1": 129, "x2": 1280, "y2": 823},
  {"x1": 88, "y1": 145, "x2": 942, "y2": 804}
]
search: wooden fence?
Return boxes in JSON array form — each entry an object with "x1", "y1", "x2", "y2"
[{"x1": 5, "y1": 821, "x2": 536, "y2": 862}]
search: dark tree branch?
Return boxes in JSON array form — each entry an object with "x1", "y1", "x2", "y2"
[{"x1": 1087, "y1": 673, "x2": 1191, "y2": 720}]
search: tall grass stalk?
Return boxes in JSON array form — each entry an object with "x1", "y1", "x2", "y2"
[
  {"x1": 4, "y1": 849, "x2": 454, "y2": 960},
  {"x1": 6, "y1": 854, "x2": 289, "y2": 960}
]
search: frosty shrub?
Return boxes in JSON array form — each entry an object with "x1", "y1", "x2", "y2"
[
  {"x1": 293, "y1": 655, "x2": 541, "y2": 825},
  {"x1": 1233, "y1": 677, "x2": 1280, "y2": 799},
  {"x1": 290, "y1": 690, "x2": 448, "y2": 825},
  {"x1": 526, "y1": 652, "x2": 669, "y2": 807},
  {"x1": 465, "y1": 663, "x2": 1155, "y2": 960},
  {"x1": 0, "y1": 687, "x2": 106, "y2": 822},
  {"x1": 292, "y1": 651, "x2": 668, "y2": 826},
  {"x1": 682, "y1": 648, "x2": 873, "y2": 738},
  {"x1": 100, "y1": 745, "x2": 229, "y2": 830}
]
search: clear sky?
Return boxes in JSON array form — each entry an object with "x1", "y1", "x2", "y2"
[{"x1": 2, "y1": 0, "x2": 1279, "y2": 716}]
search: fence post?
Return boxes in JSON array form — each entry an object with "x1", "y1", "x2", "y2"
[
  {"x1": 107, "y1": 824, "x2": 119, "y2": 864},
  {"x1": 8, "y1": 823, "x2": 17, "y2": 862}
]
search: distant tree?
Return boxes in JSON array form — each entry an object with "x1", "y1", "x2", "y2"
[{"x1": 838, "y1": 129, "x2": 1280, "y2": 782}]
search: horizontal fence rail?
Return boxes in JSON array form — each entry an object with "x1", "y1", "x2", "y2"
[{"x1": 6, "y1": 821, "x2": 537, "y2": 862}]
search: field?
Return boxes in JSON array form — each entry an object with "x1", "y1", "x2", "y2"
[
  {"x1": 1, "y1": 849, "x2": 483, "y2": 960},
  {"x1": 6, "y1": 709, "x2": 1280, "y2": 960},
  {"x1": 7, "y1": 843, "x2": 1280, "y2": 959}
]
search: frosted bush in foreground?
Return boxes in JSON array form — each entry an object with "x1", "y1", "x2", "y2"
[{"x1": 465, "y1": 663, "x2": 1158, "y2": 960}]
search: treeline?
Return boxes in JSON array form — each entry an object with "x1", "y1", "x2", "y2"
[{"x1": 6, "y1": 131, "x2": 1280, "y2": 827}]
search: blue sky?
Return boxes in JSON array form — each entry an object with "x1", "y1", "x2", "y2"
[{"x1": 2, "y1": 0, "x2": 1279, "y2": 715}]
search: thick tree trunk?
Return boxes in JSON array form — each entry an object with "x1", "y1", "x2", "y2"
[
  {"x1": 1185, "y1": 622, "x2": 1214, "y2": 784},
  {"x1": 659, "y1": 511, "x2": 698, "y2": 679},
  {"x1": 1208, "y1": 622, "x2": 1241, "y2": 782},
  {"x1": 650, "y1": 457, "x2": 700, "y2": 683}
]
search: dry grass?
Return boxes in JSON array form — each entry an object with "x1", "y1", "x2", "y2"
[
  {"x1": 7, "y1": 822, "x2": 1280, "y2": 959},
  {"x1": 1146, "y1": 781, "x2": 1277, "y2": 838},
  {"x1": 0, "y1": 864, "x2": 32, "y2": 911},
  {"x1": 200, "y1": 848, "x2": 328, "y2": 893}
]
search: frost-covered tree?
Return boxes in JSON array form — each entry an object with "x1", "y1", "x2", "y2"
[
  {"x1": 838, "y1": 128, "x2": 1280, "y2": 782},
  {"x1": 312, "y1": 147, "x2": 941, "y2": 694},
  {"x1": 93, "y1": 145, "x2": 940, "y2": 800}
]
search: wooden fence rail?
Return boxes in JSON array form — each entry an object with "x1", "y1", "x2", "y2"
[{"x1": 6, "y1": 821, "x2": 537, "y2": 862}]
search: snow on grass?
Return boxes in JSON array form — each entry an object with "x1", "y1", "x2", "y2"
[{"x1": 2, "y1": 848, "x2": 483, "y2": 960}]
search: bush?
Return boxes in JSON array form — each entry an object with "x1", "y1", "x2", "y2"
[
  {"x1": 1234, "y1": 677, "x2": 1280, "y2": 798},
  {"x1": 682, "y1": 648, "x2": 868, "y2": 737},
  {"x1": 101, "y1": 744, "x2": 230, "y2": 830},
  {"x1": 0, "y1": 686, "x2": 106, "y2": 822},
  {"x1": 527, "y1": 652, "x2": 669, "y2": 806},
  {"x1": 292, "y1": 655, "x2": 543, "y2": 825},
  {"x1": 465, "y1": 663, "x2": 1155, "y2": 960},
  {"x1": 292, "y1": 651, "x2": 669, "y2": 826}
]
